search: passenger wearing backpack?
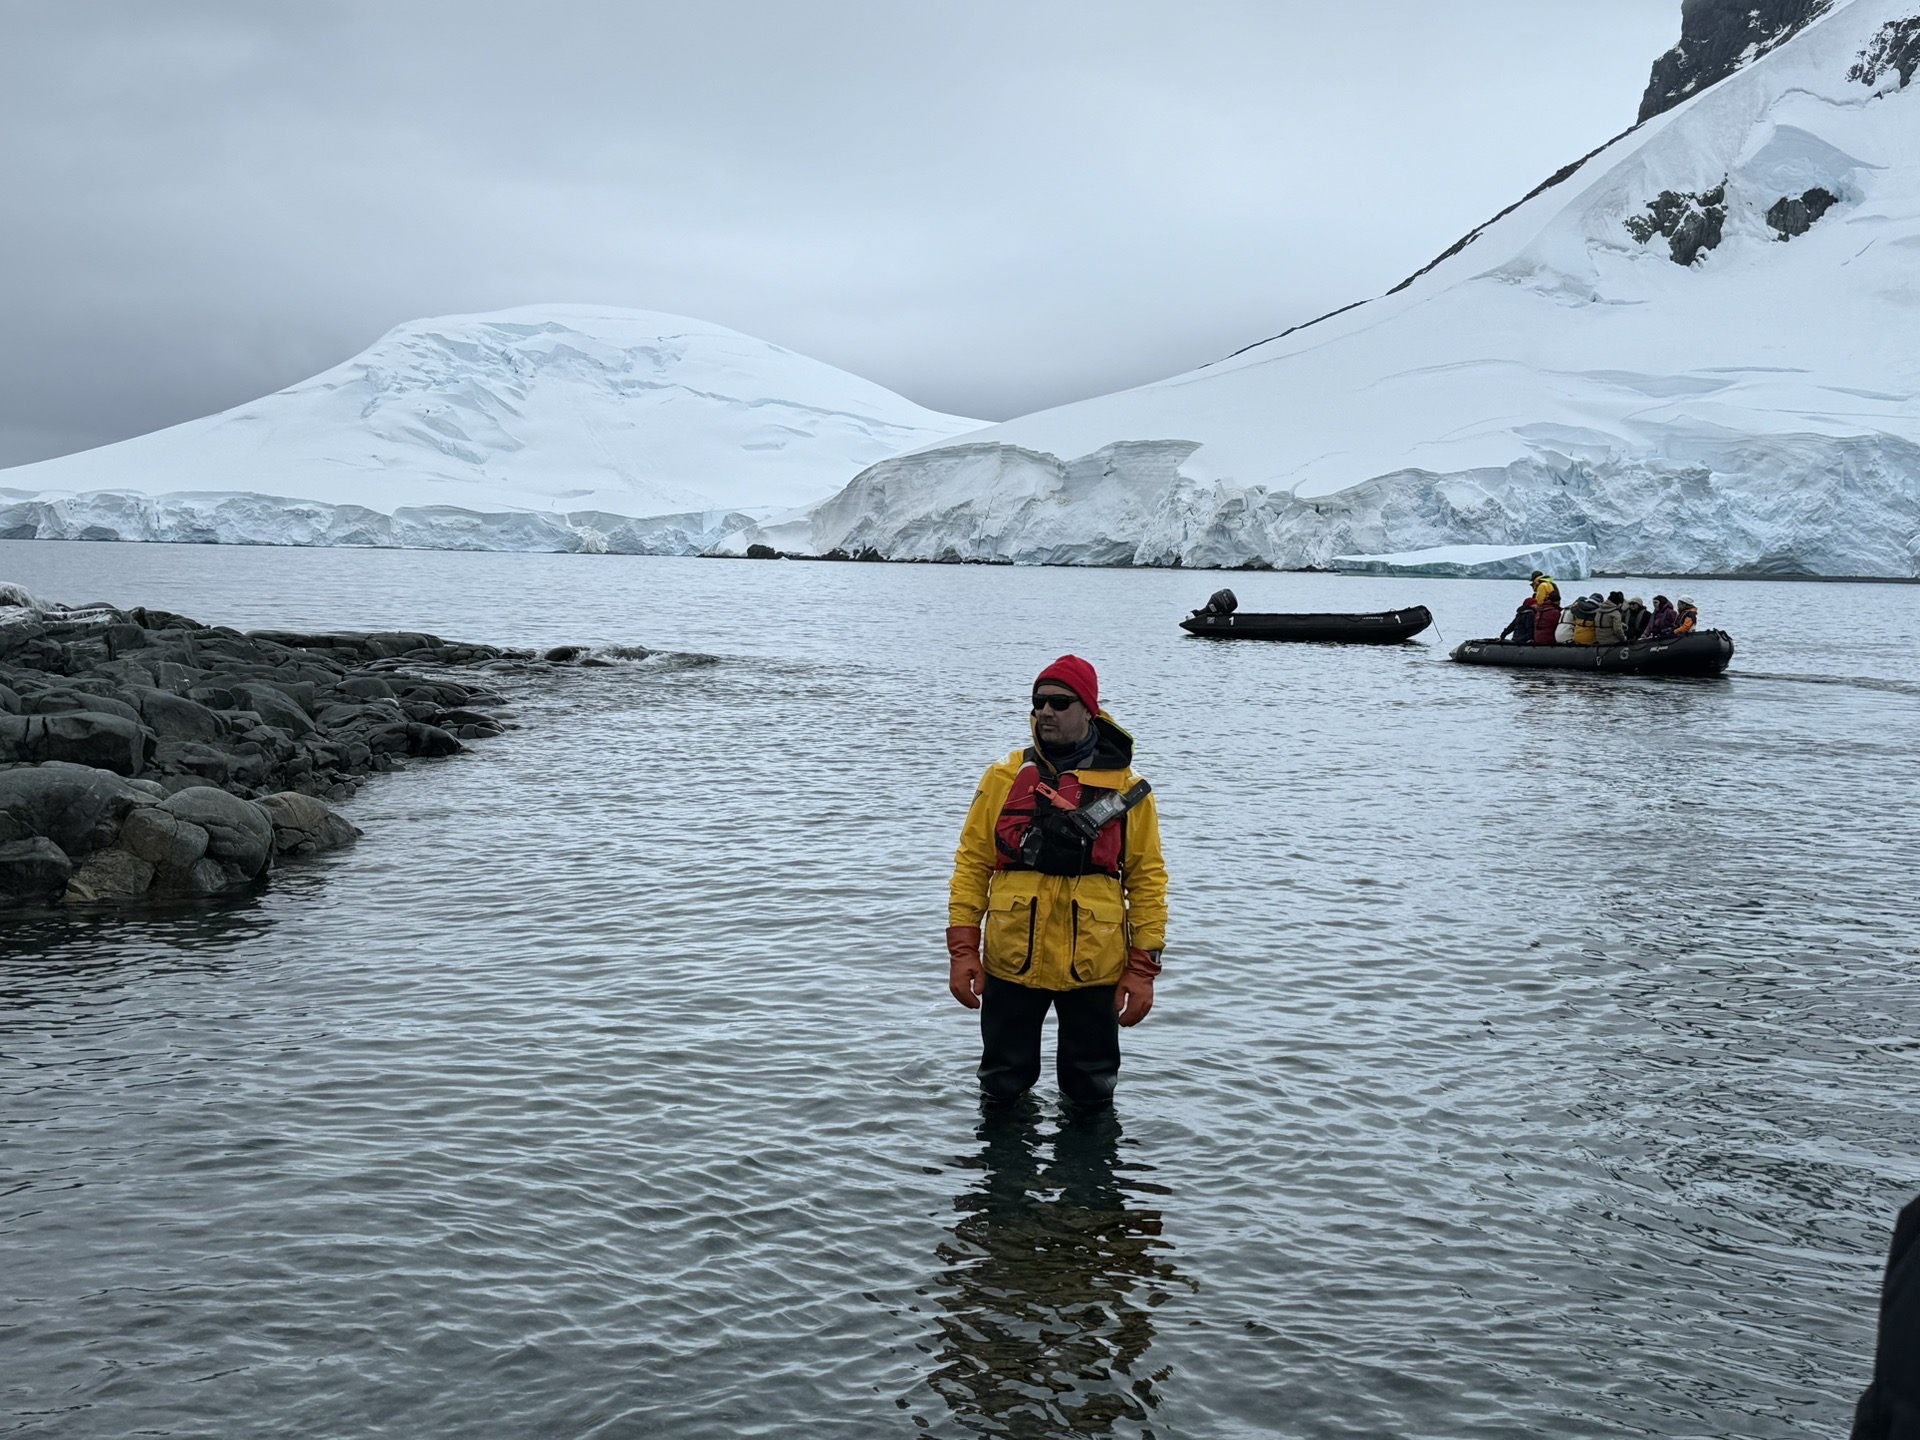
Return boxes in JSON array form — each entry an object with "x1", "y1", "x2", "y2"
[
  {"x1": 1569, "y1": 595, "x2": 1600, "y2": 645},
  {"x1": 1594, "y1": 594, "x2": 1628, "y2": 645}
]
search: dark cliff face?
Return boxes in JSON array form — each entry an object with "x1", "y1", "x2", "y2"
[{"x1": 1639, "y1": 0, "x2": 1833, "y2": 120}]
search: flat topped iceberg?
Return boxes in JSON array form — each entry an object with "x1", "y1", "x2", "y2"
[
  {"x1": 737, "y1": 0, "x2": 1920, "y2": 577},
  {"x1": 1331, "y1": 542, "x2": 1594, "y2": 581},
  {"x1": 0, "y1": 304, "x2": 985, "y2": 553}
]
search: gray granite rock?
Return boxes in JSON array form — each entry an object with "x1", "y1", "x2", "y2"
[
  {"x1": 65, "y1": 848, "x2": 156, "y2": 903},
  {"x1": 23, "y1": 689, "x2": 143, "y2": 724},
  {"x1": 229, "y1": 683, "x2": 316, "y2": 737},
  {"x1": 126, "y1": 686, "x2": 226, "y2": 744},
  {"x1": 151, "y1": 740, "x2": 234, "y2": 786},
  {"x1": 1, "y1": 601, "x2": 545, "y2": 908},
  {"x1": 159, "y1": 787, "x2": 273, "y2": 879},
  {"x1": 257, "y1": 791, "x2": 361, "y2": 856},
  {"x1": 0, "y1": 762, "x2": 149, "y2": 855},
  {"x1": 116, "y1": 805, "x2": 211, "y2": 872},
  {"x1": 406, "y1": 723, "x2": 462, "y2": 758},
  {"x1": 0, "y1": 836, "x2": 72, "y2": 907},
  {"x1": 0, "y1": 712, "x2": 151, "y2": 775}
]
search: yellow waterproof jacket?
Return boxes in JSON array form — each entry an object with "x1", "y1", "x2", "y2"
[
  {"x1": 1533, "y1": 576, "x2": 1558, "y2": 606},
  {"x1": 949, "y1": 712, "x2": 1168, "y2": 991}
]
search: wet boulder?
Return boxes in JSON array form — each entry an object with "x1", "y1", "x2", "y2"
[
  {"x1": 315, "y1": 700, "x2": 402, "y2": 729},
  {"x1": 0, "y1": 837, "x2": 72, "y2": 907},
  {"x1": 64, "y1": 848, "x2": 156, "y2": 904},
  {"x1": 0, "y1": 762, "x2": 150, "y2": 856},
  {"x1": 23, "y1": 688, "x2": 142, "y2": 725},
  {"x1": 116, "y1": 805, "x2": 210, "y2": 873},
  {"x1": 229, "y1": 683, "x2": 316, "y2": 736},
  {"x1": 0, "y1": 712, "x2": 152, "y2": 775},
  {"x1": 257, "y1": 791, "x2": 361, "y2": 856},
  {"x1": 147, "y1": 660, "x2": 211, "y2": 694},
  {"x1": 0, "y1": 683, "x2": 19, "y2": 715},
  {"x1": 125, "y1": 686, "x2": 225, "y2": 744},
  {"x1": 152, "y1": 741, "x2": 234, "y2": 787},
  {"x1": 406, "y1": 723, "x2": 462, "y2": 758},
  {"x1": 363, "y1": 632, "x2": 435, "y2": 659},
  {"x1": 336, "y1": 676, "x2": 396, "y2": 701},
  {"x1": 102, "y1": 621, "x2": 147, "y2": 655},
  {"x1": 159, "y1": 787, "x2": 273, "y2": 883}
]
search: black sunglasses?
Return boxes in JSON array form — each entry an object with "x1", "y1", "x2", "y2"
[{"x1": 1031, "y1": 694, "x2": 1080, "y2": 712}]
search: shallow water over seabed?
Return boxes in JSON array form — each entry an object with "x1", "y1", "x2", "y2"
[{"x1": 2, "y1": 541, "x2": 1917, "y2": 1439}]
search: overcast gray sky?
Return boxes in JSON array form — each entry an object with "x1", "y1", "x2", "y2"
[{"x1": 0, "y1": 0, "x2": 1679, "y2": 466}]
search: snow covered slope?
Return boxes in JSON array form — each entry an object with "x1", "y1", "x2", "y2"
[
  {"x1": 732, "y1": 0, "x2": 1920, "y2": 577},
  {"x1": 0, "y1": 306, "x2": 983, "y2": 552}
]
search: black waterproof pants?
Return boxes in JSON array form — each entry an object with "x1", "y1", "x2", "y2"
[{"x1": 978, "y1": 975, "x2": 1121, "y2": 1107}]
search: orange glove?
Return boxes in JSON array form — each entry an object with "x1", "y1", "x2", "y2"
[
  {"x1": 1116, "y1": 947, "x2": 1161, "y2": 1027},
  {"x1": 946, "y1": 926, "x2": 984, "y2": 1009}
]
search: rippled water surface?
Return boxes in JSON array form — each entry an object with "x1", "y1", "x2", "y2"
[{"x1": 3, "y1": 541, "x2": 1918, "y2": 1438}]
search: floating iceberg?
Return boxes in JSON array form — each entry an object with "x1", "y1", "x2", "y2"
[{"x1": 1330, "y1": 542, "x2": 1593, "y2": 581}]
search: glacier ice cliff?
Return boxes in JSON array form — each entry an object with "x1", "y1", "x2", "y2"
[{"x1": 0, "y1": 490, "x2": 756, "y2": 556}]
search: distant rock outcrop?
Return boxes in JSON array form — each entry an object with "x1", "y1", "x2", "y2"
[{"x1": 1640, "y1": 0, "x2": 1834, "y2": 121}]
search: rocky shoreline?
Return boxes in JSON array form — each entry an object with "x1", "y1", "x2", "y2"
[{"x1": 0, "y1": 587, "x2": 579, "y2": 909}]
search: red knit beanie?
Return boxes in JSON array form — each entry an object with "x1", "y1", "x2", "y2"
[{"x1": 1034, "y1": 655, "x2": 1098, "y2": 713}]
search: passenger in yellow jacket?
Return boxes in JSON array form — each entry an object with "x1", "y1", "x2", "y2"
[{"x1": 946, "y1": 655, "x2": 1168, "y2": 1108}]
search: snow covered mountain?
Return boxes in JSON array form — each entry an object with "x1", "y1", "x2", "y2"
[
  {"x1": 0, "y1": 306, "x2": 983, "y2": 553},
  {"x1": 729, "y1": 0, "x2": 1920, "y2": 578}
]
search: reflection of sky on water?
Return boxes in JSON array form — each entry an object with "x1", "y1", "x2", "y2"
[{"x1": 918, "y1": 1103, "x2": 1190, "y2": 1439}]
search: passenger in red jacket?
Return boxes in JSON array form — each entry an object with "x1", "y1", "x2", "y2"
[{"x1": 1532, "y1": 585, "x2": 1562, "y2": 645}]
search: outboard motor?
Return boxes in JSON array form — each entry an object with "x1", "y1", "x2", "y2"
[{"x1": 1203, "y1": 588, "x2": 1239, "y2": 616}]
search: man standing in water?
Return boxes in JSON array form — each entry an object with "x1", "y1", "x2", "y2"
[{"x1": 945, "y1": 656, "x2": 1169, "y2": 1108}]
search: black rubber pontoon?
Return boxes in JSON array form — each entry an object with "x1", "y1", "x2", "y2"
[
  {"x1": 1450, "y1": 630, "x2": 1734, "y2": 676},
  {"x1": 1179, "y1": 606, "x2": 1433, "y2": 644}
]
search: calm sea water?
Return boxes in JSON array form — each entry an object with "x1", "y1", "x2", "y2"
[{"x1": 3, "y1": 540, "x2": 1917, "y2": 1439}]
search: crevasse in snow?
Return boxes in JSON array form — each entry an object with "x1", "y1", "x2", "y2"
[
  {"x1": 0, "y1": 305, "x2": 984, "y2": 553},
  {"x1": 730, "y1": 0, "x2": 1920, "y2": 577}
]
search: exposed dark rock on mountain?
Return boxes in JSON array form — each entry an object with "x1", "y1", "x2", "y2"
[
  {"x1": 1849, "y1": 15, "x2": 1920, "y2": 88},
  {"x1": 1640, "y1": 0, "x2": 1834, "y2": 121},
  {"x1": 1767, "y1": 187, "x2": 1841, "y2": 237},
  {"x1": 1625, "y1": 185, "x2": 1729, "y2": 265}
]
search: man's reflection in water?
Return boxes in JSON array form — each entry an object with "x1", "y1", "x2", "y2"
[{"x1": 924, "y1": 1101, "x2": 1188, "y2": 1438}]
